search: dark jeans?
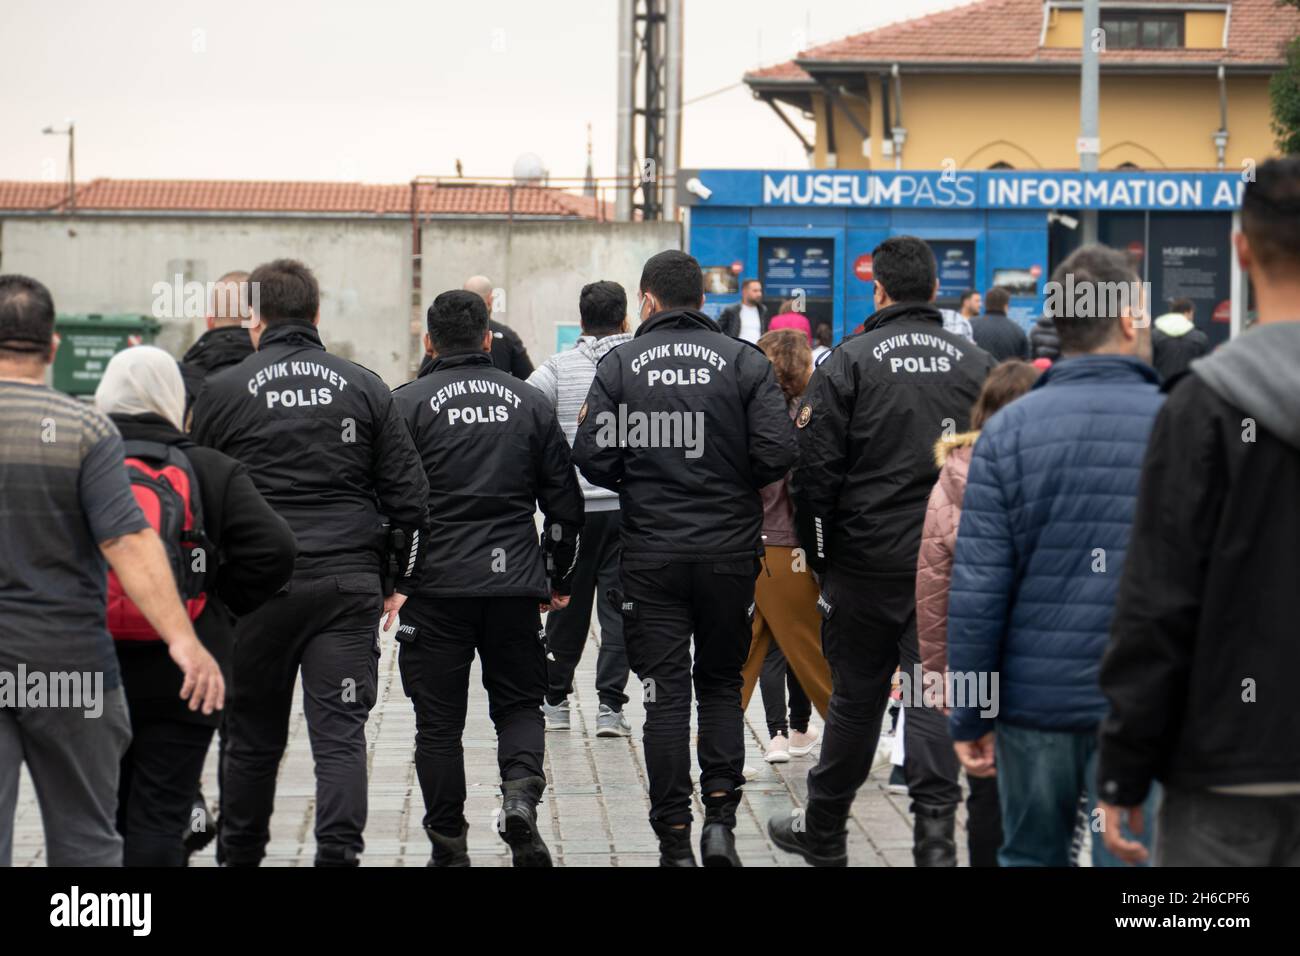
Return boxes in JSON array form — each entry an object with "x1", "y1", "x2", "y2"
[
  {"x1": 806, "y1": 567, "x2": 962, "y2": 818},
  {"x1": 0, "y1": 687, "x2": 132, "y2": 867},
  {"x1": 1157, "y1": 788, "x2": 1300, "y2": 866},
  {"x1": 219, "y1": 572, "x2": 382, "y2": 866},
  {"x1": 759, "y1": 641, "x2": 811, "y2": 737},
  {"x1": 966, "y1": 773, "x2": 1002, "y2": 867},
  {"x1": 117, "y1": 716, "x2": 214, "y2": 866},
  {"x1": 621, "y1": 556, "x2": 758, "y2": 826},
  {"x1": 545, "y1": 508, "x2": 630, "y2": 711},
  {"x1": 397, "y1": 594, "x2": 546, "y2": 836},
  {"x1": 996, "y1": 721, "x2": 1158, "y2": 867}
]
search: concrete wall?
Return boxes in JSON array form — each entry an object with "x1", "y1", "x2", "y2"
[
  {"x1": 0, "y1": 216, "x2": 681, "y2": 387},
  {"x1": 418, "y1": 220, "x2": 681, "y2": 368}
]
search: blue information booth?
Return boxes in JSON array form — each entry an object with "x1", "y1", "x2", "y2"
[{"x1": 680, "y1": 169, "x2": 1247, "y2": 347}]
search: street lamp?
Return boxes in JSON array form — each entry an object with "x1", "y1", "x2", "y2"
[{"x1": 42, "y1": 119, "x2": 75, "y2": 214}]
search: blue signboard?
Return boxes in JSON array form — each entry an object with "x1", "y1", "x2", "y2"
[
  {"x1": 759, "y1": 238, "x2": 833, "y2": 297},
  {"x1": 681, "y1": 169, "x2": 1244, "y2": 212},
  {"x1": 931, "y1": 240, "x2": 976, "y2": 299}
]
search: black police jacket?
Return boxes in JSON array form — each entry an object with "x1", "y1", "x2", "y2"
[
  {"x1": 572, "y1": 307, "x2": 797, "y2": 563},
  {"x1": 179, "y1": 325, "x2": 254, "y2": 414},
  {"x1": 191, "y1": 322, "x2": 429, "y2": 589},
  {"x1": 791, "y1": 301, "x2": 995, "y2": 575},
  {"x1": 393, "y1": 349, "x2": 583, "y2": 599}
]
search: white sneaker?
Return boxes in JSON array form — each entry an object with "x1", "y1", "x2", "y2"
[
  {"x1": 540, "y1": 699, "x2": 570, "y2": 731},
  {"x1": 765, "y1": 734, "x2": 791, "y2": 763},
  {"x1": 789, "y1": 726, "x2": 820, "y2": 756},
  {"x1": 595, "y1": 704, "x2": 631, "y2": 738},
  {"x1": 742, "y1": 764, "x2": 759, "y2": 781}
]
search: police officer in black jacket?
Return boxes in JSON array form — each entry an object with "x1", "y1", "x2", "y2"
[
  {"x1": 573, "y1": 250, "x2": 797, "y2": 867},
  {"x1": 392, "y1": 290, "x2": 582, "y2": 867},
  {"x1": 768, "y1": 236, "x2": 994, "y2": 868},
  {"x1": 191, "y1": 259, "x2": 429, "y2": 867}
]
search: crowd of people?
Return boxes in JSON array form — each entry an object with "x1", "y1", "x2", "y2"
[{"x1": 0, "y1": 156, "x2": 1296, "y2": 869}]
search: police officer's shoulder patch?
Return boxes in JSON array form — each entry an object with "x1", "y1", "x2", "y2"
[
  {"x1": 577, "y1": 401, "x2": 588, "y2": 426},
  {"x1": 796, "y1": 404, "x2": 812, "y2": 429}
]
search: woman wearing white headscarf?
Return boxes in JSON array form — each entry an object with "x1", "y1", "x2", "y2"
[{"x1": 96, "y1": 345, "x2": 296, "y2": 866}]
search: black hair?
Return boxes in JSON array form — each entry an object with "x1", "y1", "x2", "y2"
[
  {"x1": 1242, "y1": 156, "x2": 1300, "y2": 275},
  {"x1": 741, "y1": 277, "x2": 761, "y2": 290},
  {"x1": 0, "y1": 274, "x2": 56, "y2": 358},
  {"x1": 984, "y1": 286, "x2": 1010, "y2": 313},
  {"x1": 639, "y1": 250, "x2": 704, "y2": 310},
  {"x1": 248, "y1": 258, "x2": 319, "y2": 325},
  {"x1": 959, "y1": 289, "x2": 979, "y2": 308},
  {"x1": 427, "y1": 289, "x2": 489, "y2": 353},
  {"x1": 871, "y1": 236, "x2": 937, "y2": 303},
  {"x1": 1168, "y1": 297, "x2": 1195, "y2": 315},
  {"x1": 1047, "y1": 244, "x2": 1140, "y2": 354},
  {"x1": 579, "y1": 280, "x2": 627, "y2": 335},
  {"x1": 813, "y1": 321, "x2": 833, "y2": 348}
]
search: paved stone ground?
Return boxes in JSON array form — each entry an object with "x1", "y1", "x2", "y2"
[{"x1": 12, "y1": 628, "x2": 972, "y2": 867}]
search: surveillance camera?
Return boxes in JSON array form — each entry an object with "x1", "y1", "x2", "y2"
[
  {"x1": 1047, "y1": 211, "x2": 1079, "y2": 231},
  {"x1": 685, "y1": 177, "x2": 712, "y2": 201}
]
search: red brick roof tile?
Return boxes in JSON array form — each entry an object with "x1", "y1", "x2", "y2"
[
  {"x1": 0, "y1": 179, "x2": 610, "y2": 219},
  {"x1": 746, "y1": 0, "x2": 1298, "y2": 82}
]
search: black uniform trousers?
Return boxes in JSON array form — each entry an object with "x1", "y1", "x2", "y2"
[
  {"x1": 397, "y1": 595, "x2": 546, "y2": 836},
  {"x1": 117, "y1": 718, "x2": 214, "y2": 867},
  {"x1": 620, "y1": 557, "x2": 758, "y2": 826},
  {"x1": 219, "y1": 571, "x2": 382, "y2": 866},
  {"x1": 544, "y1": 508, "x2": 630, "y2": 711},
  {"x1": 806, "y1": 566, "x2": 962, "y2": 818}
]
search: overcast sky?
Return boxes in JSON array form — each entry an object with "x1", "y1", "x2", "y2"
[{"x1": 1, "y1": 0, "x2": 966, "y2": 185}]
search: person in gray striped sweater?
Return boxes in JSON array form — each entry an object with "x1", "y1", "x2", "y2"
[{"x1": 527, "y1": 281, "x2": 634, "y2": 737}]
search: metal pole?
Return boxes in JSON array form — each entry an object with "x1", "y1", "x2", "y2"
[
  {"x1": 1080, "y1": 0, "x2": 1100, "y2": 244},
  {"x1": 68, "y1": 122, "x2": 76, "y2": 215},
  {"x1": 662, "y1": 0, "x2": 683, "y2": 220},
  {"x1": 616, "y1": 0, "x2": 635, "y2": 221}
]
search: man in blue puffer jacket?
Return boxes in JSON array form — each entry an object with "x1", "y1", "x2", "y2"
[{"x1": 947, "y1": 244, "x2": 1164, "y2": 867}]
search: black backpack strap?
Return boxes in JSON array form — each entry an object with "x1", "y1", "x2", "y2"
[{"x1": 121, "y1": 439, "x2": 174, "y2": 463}]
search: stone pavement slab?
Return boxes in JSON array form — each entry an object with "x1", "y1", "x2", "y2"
[{"x1": 12, "y1": 628, "x2": 971, "y2": 867}]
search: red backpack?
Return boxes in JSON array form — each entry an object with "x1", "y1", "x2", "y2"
[{"x1": 107, "y1": 440, "x2": 211, "y2": 641}]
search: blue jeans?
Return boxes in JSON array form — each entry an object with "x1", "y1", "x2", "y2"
[{"x1": 995, "y1": 721, "x2": 1159, "y2": 867}]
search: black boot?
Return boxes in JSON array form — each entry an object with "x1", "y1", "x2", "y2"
[
  {"x1": 499, "y1": 776, "x2": 553, "y2": 867},
  {"x1": 912, "y1": 806, "x2": 958, "y2": 867},
  {"x1": 767, "y1": 802, "x2": 848, "y2": 867},
  {"x1": 651, "y1": 821, "x2": 697, "y2": 867},
  {"x1": 700, "y1": 792, "x2": 743, "y2": 867},
  {"x1": 424, "y1": 821, "x2": 471, "y2": 867}
]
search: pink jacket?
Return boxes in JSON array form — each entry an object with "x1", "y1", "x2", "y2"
[
  {"x1": 767, "y1": 312, "x2": 812, "y2": 344},
  {"x1": 915, "y1": 431, "x2": 979, "y2": 681}
]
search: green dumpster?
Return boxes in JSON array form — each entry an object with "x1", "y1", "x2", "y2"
[{"x1": 51, "y1": 313, "x2": 162, "y2": 396}]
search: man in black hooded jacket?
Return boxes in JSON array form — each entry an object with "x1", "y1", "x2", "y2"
[
  {"x1": 768, "y1": 236, "x2": 994, "y2": 868},
  {"x1": 573, "y1": 250, "x2": 796, "y2": 867},
  {"x1": 179, "y1": 271, "x2": 254, "y2": 415},
  {"x1": 1097, "y1": 157, "x2": 1300, "y2": 867}
]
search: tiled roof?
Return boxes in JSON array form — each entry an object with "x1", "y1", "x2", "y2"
[
  {"x1": 746, "y1": 0, "x2": 1298, "y2": 82},
  {"x1": 0, "y1": 178, "x2": 610, "y2": 219}
]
